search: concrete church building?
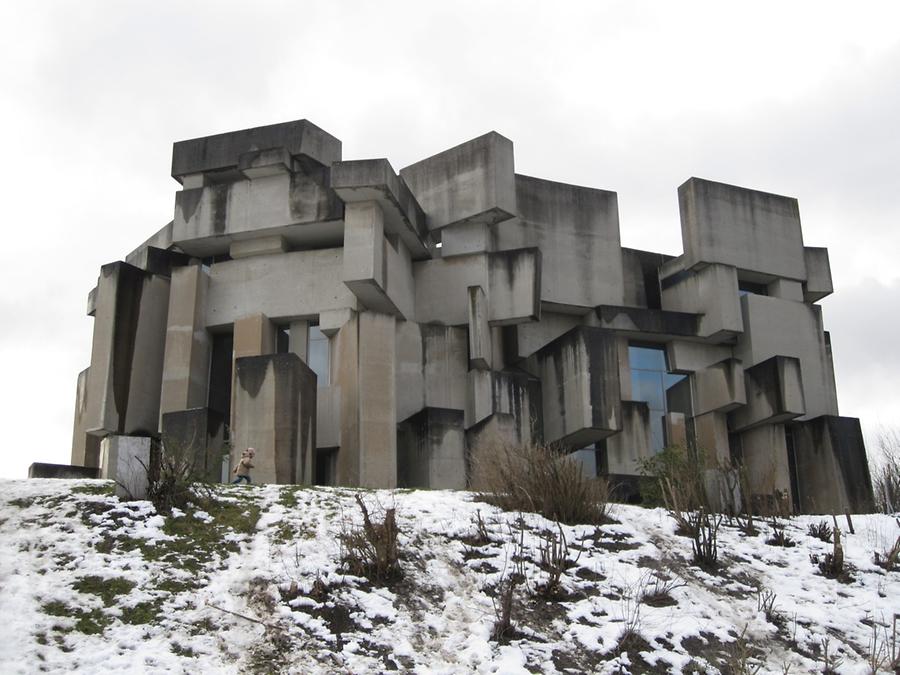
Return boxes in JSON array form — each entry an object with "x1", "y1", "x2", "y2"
[{"x1": 68, "y1": 119, "x2": 874, "y2": 514}]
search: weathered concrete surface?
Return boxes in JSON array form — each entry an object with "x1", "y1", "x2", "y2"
[
  {"x1": 100, "y1": 435, "x2": 152, "y2": 500},
  {"x1": 692, "y1": 358, "x2": 745, "y2": 416},
  {"x1": 159, "y1": 264, "x2": 210, "y2": 428},
  {"x1": 357, "y1": 312, "x2": 397, "y2": 488},
  {"x1": 400, "y1": 132, "x2": 516, "y2": 231},
  {"x1": 496, "y1": 175, "x2": 624, "y2": 310},
  {"x1": 730, "y1": 356, "x2": 805, "y2": 431},
  {"x1": 396, "y1": 323, "x2": 467, "y2": 422},
  {"x1": 71, "y1": 367, "x2": 101, "y2": 468},
  {"x1": 803, "y1": 247, "x2": 833, "y2": 302},
  {"x1": 468, "y1": 286, "x2": 492, "y2": 370},
  {"x1": 679, "y1": 178, "x2": 807, "y2": 280},
  {"x1": 232, "y1": 353, "x2": 317, "y2": 485},
  {"x1": 28, "y1": 463, "x2": 100, "y2": 479},
  {"x1": 398, "y1": 408, "x2": 466, "y2": 489},
  {"x1": 84, "y1": 262, "x2": 170, "y2": 438},
  {"x1": 792, "y1": 416, "x2": 874, "y2": 514},
  {"x1": 738, "y1": 423, "x2": 792, "y2": 508},
  {"x1": 660, "y1": 263, "x2": 742, "y2": 339},
  {"x1": 605, "y1": 401, "x2": 652, "y2": 475},
  {"x1": 230, "y1": 235, "x2": 288, "y2": 259}
]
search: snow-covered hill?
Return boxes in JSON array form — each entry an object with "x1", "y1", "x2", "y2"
[{"x1": 0, "y1": 478, "x2": 897, "y2": 674}]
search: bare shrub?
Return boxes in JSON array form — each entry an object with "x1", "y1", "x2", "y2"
[
  {"x1": 874, "y1": 534, "x2": 900, "y2": 572},
  {"x1": 766, "y1": 517, "x2": 796, "y2": 548},
  {"x1": 755, "y1": 586, "x2": 781, "y2": 626},
  {"x1": 658, "y1": 474, "x2": 722, "y2": 569},
  {"x1": 725, "y1": 624, "x2": 764, "y2": 675},
  {"x1": 639, "y1": 573, "x2": 684, "y2": 607},
  {"x1": 811, "y1": 524, "x2": 854, "y2": 583},
  {"x1": 339, "y1": 495, "x2": 401, "y2": 584},
  {"x1": 638, "y1": 445, "x2": 708, "y2": 511},
  {"x1": 470, "y1": 437, "x2": 610, "y2": 525},
  {"x1": 536, "y1": 521, "x2": 581, "y2": 598},
  {"x1": 147, "y1": 433, "x2": 213, "y2": 513},
  {"x1": 865, "y1": 613, "x2": 900, "y2": 674},
  {"x1": 807, "y1": 520, "x2": 833, "y2": 543},
  {"x1": 872, "y1": 428, "x2": 900, "y2": 514},
  {"x1": 490, "y1": 522, "x2": 527, "y2": 642}
]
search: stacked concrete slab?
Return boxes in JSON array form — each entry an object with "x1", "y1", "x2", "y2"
[{"x1": 66, "y1": 119, "x2": 874, "y2": 513}]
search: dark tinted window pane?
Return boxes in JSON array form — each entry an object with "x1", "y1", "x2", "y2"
[
  {"x1": 628, "y1": 345, "x2": 666, "y2": 371},
  {"x1": 649, "y1": 414, "x2": 665, "y2": 453}
]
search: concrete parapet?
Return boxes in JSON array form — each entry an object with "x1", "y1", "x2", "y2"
[
  {"x1": 171, "y1": 119, "x2": 341, "y2": 179},
  {"x1": 595, "y1": 305, "x2": 700, "y2": 338},
  {"x1": 398, "y1": 408, "x2": 466, "y2": 489},
  {"x1": 679, "y1": 177, "x2": 806, "y2": 281},
  {"x1": 29, "y1": 463, "x2": 100, "y2": 479},
  {"x1": 730, "y1": 356, "x2": 805, "y2": 431},
  {"x1": 232, "y1": 353, "x2": 317, "y2": 484},
  {"x1": 230, "y1": 235, "x2": 288, "y2": 259}
]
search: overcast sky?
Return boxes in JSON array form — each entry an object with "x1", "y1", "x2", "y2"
[{"x1": 1, "y1": 1, "x2": 898, "y2": 479}]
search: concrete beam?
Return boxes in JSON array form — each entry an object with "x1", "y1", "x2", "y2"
[
  {"x1": 729, "y1": 356, "x2": 805, "y2": 431},
  {"x1": 229, "y1": 235, "x2": 288, "y2": 259},
  {"x1": 467, "y1": 286, "x2": 492, "y2": 370}
]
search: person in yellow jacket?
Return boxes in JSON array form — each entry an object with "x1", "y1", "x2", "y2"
[{"x1": 231, "y1": 447, "x2": 255, "y2": 484}]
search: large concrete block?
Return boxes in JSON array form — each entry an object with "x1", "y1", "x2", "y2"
[
  {"x1": 232, "y1": 353, "x2": 317, "y2": 484},
  {"x1": 84, "y1": 262, "x2": 170, "y2": 438},
  {"x1": 160, "y1": 264, "x2": 210, "y2": 428},
  {"x1": 605, "y1": 401, "x2": 652, "y2": 475},
  {"x1": 400, "y1": 132, "x2": 516, "y2": 231},
  {"x1": 331, "y1": 158, "x2": 433, "y2": 260},
  {"x1": 734, "y1": 294, "x2": 838, "y2": 420},
  {"x1": 29, "y1": 463, "x2": 100, "y2": 479},
  {"x1": 736, "y1": 424, "x2": 792, "y2": 507},
  {"x1": 125, "y1": 222, "x2": 175, "y2": 270},
  {"x1": 171, "y1": 119, "x2": 342, "y2": 179},
  {"x1": 398, "y1": 408, "x2": 466, "y2": 489},
  {"x1": 396, "y1": 322, "x2": 468, "y2": 422},
  {"x1": 791, "y1": 416, "x2": 875, "y2": 514},
  {"x1": 206, "y1": 249, "x2": 357, "y2": 329},
  {"x1": 621, "y1": 248, "x2": 672, "y2": 309},
  {"x1": 100, "y1": 435, "x2": 152, "y2": 500},
  {"x1": 161, "y1": 407, "x2": 226, "y2": 483},
  {"x1": 334, "y1": 312, "x2": 361, "y2": 485},
  {"x1": 679, "y1": 178, "x2": 807, "y2": 280},
  {"x1": 803, "y1": 247, "x2": 833, "y2": 302},
  {"x1": 666, "y1": 340, "x2": 733, "y2": 373},
  {"x1": 173, "y1": 169, "x2": 344, "y2": 258},
  {"x1": 465, "y1": 368, "x2": 542, "y2": 443},
  {"x1": 534, "y1": 326, "x2": 621, "y2": 448},
  {"x1": 467, "y1": 286, "x2": 492, "y2": 370},
  {"x1": 496, "y1": 175, "x2": 624, "y2": 309},
  {"x1": 229, "y1": 235, "x2": 288, "y2": 259},
  {"x1": 660, "y1": 264, "x2": 742, "y2": 339},
  {"x1": 693, "y1": 358, "x2": 746, "y2": 416},
  {"x1": 730, "y1": 356, "x2": 805, "y2": 431}
]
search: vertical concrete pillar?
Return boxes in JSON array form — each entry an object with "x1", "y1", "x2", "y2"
[
  {"x1": 334, "y1": 311, "x2": 360, "y2": 485},
  {"x1": 71, "y1": 367, "x2": 101, "y2": 467},
  {"x1": 100, "y1": 435, "x2": 152, "y2": 500},
  {"x1": 467, "y1": 285, "x2": 492, "y2": 370},
  {"x1": 84, "y1": 261, "x2": 170, "y2": 438},
  {"x1": 159, "y1": 264, "x2": 210, "y2": 428},
  {"x1": 740, "y1": 424, "x2": 792, "y2": 512},
  {"x1": 289, "y1": 320, "x2": 309, "y2": 362},
  {"x1": 342, "y1": 201, "x2": 385, "y2": 291},
  {"x1": 358, "y1": 311, "x2": 397, "y2": 488},
  {"x1": 231, "y1": 313, "x2": 276, "y2": 432}
]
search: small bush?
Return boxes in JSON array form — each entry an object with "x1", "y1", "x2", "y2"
[
  {"x1": 470, "y1": 438, "x2": 609, "y2": 525},
  {"x1": 339, "y1": 495, "x2": 401, "y2": 584},
  {"x1": 638, "y1": 445, "x2": 707, "y2": 511},
  {"x1": 872, "y1": 428, "x2": 900, "y2": 514},
  {"x1": 766, "y1": 518, "x2": 796, "y2": 547},
  {"x1": 807, "y1": 520, "x2": 832, "y2": 543},
  {"x1": 148, "y1": 436, "x2": 213, "y2": 514}
]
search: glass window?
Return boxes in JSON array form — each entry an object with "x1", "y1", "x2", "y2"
[
  {"x1": 308, "y1": 325, "x2": 330, "y2": 386},
  {"x1": 628, "y1": 344, "x2": 689, "y2": 453}
]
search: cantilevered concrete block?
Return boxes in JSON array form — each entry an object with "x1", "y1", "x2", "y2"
[
  {"x1": 468, "y1": 286, "x2": 491, "y2": 370},
  {"x1": 231, "y1": 313, "x2": 276, "y2": 431},
  {"x1": 496, "y1": 174, "x2": 624, "y2": 309},
  {"x1": 229, "y1": 235, "x2": 288, "y2": 259},
  {"x1": 692, "y1": 358, "x2": 746, "y2": 416},
  {"x1": 233, "y1": 353, "x2": 317, "y2": 484},
  {"x1": 161, "y1": 408, "x2": 226, "y2": 483},
  {"x1": 160, "y1": 264, "x2": 210, "y2": 427},
  {"x1": 238, "y1": 147, "x2": 292, "y2": 180},
  {"x1": 792, "y1": 416, "x2": 874, "y2": 514},
  {"x1": 400, "y1": 132, "x2": 516, "y2": 231},
  {"x1": 100, "y1": 435, "x2": 152, "y2": 500},
  {"x1": 84, "y1": 261, "x2": 170, "y2": 439},
  {"x1": 534, "y1": 326, "x2": 621, "y2": 448},
  {"x1": 729, "y1": 356, "x2": 805, "y2": 431},
  {"x1": 660, "y1": 263, "x2": 742, "y2": 339},
  {"x1": 171, "y1": 119, "x2": 342, "y2": 180},
  {"x1": 679, "y1": 178, "x2": 807, "y2": 281},
  {"x1": 331, "y1": 158, "x2": 432, "y2": 260},
  {"x1": 605, "y1": 401, "x2": 652, "y2": 476},
  {"x1": 398, "y1": 408, "x2": 466, "y2": 489},
  {"x1": 803, "y1": 247, "x2": 833, "y2": 302},
  {"x1": 396, "y1": 322, "x2": 467, "y2": 422}
]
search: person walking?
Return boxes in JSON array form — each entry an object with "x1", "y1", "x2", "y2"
[{"x1": 231, "y1": 447, "x2": 255, "y2": 484}]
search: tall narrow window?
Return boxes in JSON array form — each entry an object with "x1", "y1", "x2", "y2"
[
  {"x1": 628, "y1": 344, "x2": 687, "y2": 453},
  {"x1": 307, "y1": 325, "x2": 330, "y2": 386}
]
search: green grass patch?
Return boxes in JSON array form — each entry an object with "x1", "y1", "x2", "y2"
[
  {"x1": 8, "y1": 497, "x2": 36, "y2": 508},
  {"x1": 121, "y1": 600, "x2": 162, "y2": 625},
  {"x1": 71, "y1": 482, "x2": 115, "y2": 496},
  {"x1": 41, "y1": 601, "x2": 113, "y2": 636},
  {"x1": 72, "y1": 576, "x2": 136, "y2": 606}
]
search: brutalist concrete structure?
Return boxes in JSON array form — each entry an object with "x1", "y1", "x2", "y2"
[{"x1": 69, "y1": 119, "x2": 874, "y2": 513}]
